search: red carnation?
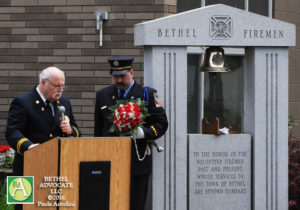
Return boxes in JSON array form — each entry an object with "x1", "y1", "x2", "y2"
[
  {"x1": 0, "y1": 145, "x2": 10, "y2": 153},
  {"x1": 109, "y1": 100, "x2": 149, "y2": 136}
]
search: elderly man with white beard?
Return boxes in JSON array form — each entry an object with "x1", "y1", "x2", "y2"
[{"x1": 6, "y1": 66, "x2": 81, "y2": 177}]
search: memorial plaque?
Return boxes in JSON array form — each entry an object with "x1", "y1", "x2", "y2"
[{"x1": 188, "y1": 134, "x2": 251, "y2": 210}]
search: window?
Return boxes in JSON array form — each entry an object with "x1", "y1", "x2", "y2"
[
  {"x1": 177, "y1": 0, "x2": 201, "y2": 12},
  {"x1": 178, "y1": 0, "x2": 271, "y2": 17},
  {"x1": 249, "y1": 0, "x2": 269, "y2": 16},
  {"x1": 205, "y1": 0, "x2": 244, "y2": 10}
]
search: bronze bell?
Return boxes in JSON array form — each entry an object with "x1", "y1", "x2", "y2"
[{"x1": 199, "y1": 47, "x2": 230, "y2": 72}]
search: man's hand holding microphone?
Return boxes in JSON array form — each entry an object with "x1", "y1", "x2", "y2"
[{"x1": 58, "y1": 106, "x2": 72, "y2": 135}]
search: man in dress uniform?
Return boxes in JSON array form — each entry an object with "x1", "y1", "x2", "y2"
[
  {"x1": 6, "y1": 66, "x2": 81, "y2": 176},
  {"x1": 94, "y1": 56, "x2": 168, "y2": 210}
]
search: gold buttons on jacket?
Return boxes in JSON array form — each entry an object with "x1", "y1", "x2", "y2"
[{"x1": 49, "y1": 133, "x2": 53, "y2": 138}]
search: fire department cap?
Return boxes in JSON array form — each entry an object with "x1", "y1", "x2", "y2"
[{"x1": 108, "y1": 56, "x2": 134, "y2": 76}]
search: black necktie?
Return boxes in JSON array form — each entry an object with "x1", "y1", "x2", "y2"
[
  {"x1": 46, "y1": 100, "x2": 54, "y2": 118},
  {"x1": 119, "y1": 90, "x2": 125, "y2": 99}
]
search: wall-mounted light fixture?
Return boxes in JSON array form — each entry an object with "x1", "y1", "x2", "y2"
[{"x1": 94, "y1": 11, "x2": 108, "y2": 46}]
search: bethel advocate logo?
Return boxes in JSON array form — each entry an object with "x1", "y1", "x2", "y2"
[
  {"x1": 7, "y1": 176, "x2": 34, "y2": 204},
  {"x1": 209, "y1": 16, "x2": 233, "y2": 40}
]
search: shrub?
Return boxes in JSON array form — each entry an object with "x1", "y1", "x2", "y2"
[
  {"x1": 0, "y1": 181, "x2": 15, "y2": 210},
  {"x1": 289, "y1": 135, "x2": 300, "y2": 209}
]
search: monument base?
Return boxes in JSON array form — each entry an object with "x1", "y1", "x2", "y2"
[{"x1": 188, "y1": 134, "x2": 251, "y2": 210}]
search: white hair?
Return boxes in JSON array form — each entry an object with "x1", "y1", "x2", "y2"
[{"x1": 39, "y1": 66, "x2": 64, "y2": 83}]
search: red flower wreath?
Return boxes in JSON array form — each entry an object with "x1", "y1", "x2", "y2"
[{"x1": 109, "y1": 99, "x2": 149, "y2": 136}]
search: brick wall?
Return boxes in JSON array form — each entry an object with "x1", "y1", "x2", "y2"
[
  {"x1": 274, "y1": 0, "x2": 300, "y2": 136},
  {"x1": 0, "y1": 0, "x2": 177, "y2": 145}
]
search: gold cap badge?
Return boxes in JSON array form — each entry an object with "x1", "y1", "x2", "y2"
[{"x1": 113, "y1": 60, "x2": 119, "y2": 67}]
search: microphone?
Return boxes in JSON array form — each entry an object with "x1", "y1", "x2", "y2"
[{"x1": 58, "y1": 106, "x2": 66, "y2": 121}]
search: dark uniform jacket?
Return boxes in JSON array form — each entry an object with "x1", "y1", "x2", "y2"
[
  {"x1": 6, "y1": 87, "x2": 81, "y2": 175},
  {"x1": 94, "y1": 82, "x2": 168, "y2": 176}
]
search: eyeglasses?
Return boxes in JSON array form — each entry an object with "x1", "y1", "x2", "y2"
[{"x1": 45, "y1": 79, "x2": 66, "y2": 90}]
